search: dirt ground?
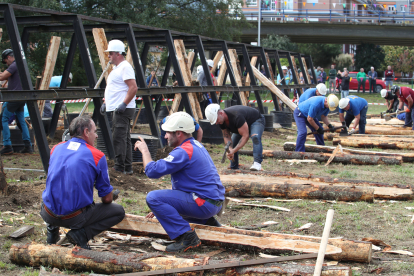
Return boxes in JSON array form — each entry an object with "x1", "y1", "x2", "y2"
[{"x1": 1, "y1": 124, "x2": 414, "y2": 275}]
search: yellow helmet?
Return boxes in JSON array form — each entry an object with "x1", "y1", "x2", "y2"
[{"x1": 327, "y1": 94, "x2": 339, "y2": 111}]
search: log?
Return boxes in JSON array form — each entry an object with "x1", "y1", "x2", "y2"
[
  {"x1": 217, "y1": 54, "x2": 227, "y2": 86},
  {"x1": 221, "y1": 174, "x2": 375, "y2": 202},
  {"x1": 229, "y1": 49, "x2": 248, "y2": 105},
  {"x1": 333, "y1": 138, "x2": 414, "y2": 150},
  {"x1": 366, "y1": 118, "x2": 404, "y2": 125},
  {"x1": 283, "y1": 142, "x2": 414, "y2": 162},
  {"x1": 331, "y1": 122, "x2": 414, "y2": 135},
  {"x1": 92, "y1": 28, "x2": 112, "y2": 80},
  {"x1": 252, "y1": 66, "x2": 297, "y2": 111},
  {"x1": 211, "y1": 51, "x2": 223, "y2": 75},
  {"x1": 241, "y1": 150, "x2": 402, "y2": 166},
  {"x1": 220, "y1": 170, "x2": 413, "y2": 201},
  {"x1": 111, "y1": 214, "x2": 372, "y2": 263}
]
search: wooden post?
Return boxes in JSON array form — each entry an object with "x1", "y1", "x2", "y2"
[
  {"x1": 302, "y1": 57, "x2": 311, "y2": 84},
  {"x1": 290, "y1": 56, "x2": 304, "y2": 94},
  {"x1": 211, "y1": 51, "x2": 223, "y2": 75},
  {"x1": 265, "y1": 53, "x2": 282, "y2": 110},
  {"x1": 169, "y1": 40, "x2": 202, "y2": 120},
  {"x1": 313, "y1": 209, "x2": 335, "y2": 276},
  {"x1": 92, "y1": 28, "x2": 113, "y2": 81},
  {"x1": 217, "y1": 57, "x2": 227, "y2": 86},
  {"x1": 38, "y1": 36, "x2": 61, "y2": 116},
  {"x1": 244, "y1": 56, "x2": 257, "y2": 100},
  {"x1": 229, "y1": 49, "x2": 248, "y2": 105}
]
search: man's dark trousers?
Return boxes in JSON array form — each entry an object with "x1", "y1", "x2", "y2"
[
  {"x1": 40, "y1": 203, "x2": 125, "y2": 240},
  {"x1": 357, "y1": 81, "x2": 365, "y2": 93},
  {"x1": 369, "y1": 79, "x2": 376, "y2": 93},
  {"x1": 112, "y1": 108, "x2": 135, "y2": 172}
]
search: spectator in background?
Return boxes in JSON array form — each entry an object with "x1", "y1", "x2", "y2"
[
  {"x1": 146, "y1": 70, "x2": 158, "y2": 87},
  {"x1": 368, "y1": 67, "x2": 378, "y2": 94},
  {"x1": 328, "y1": 64, "x2": 336, "y2": 94},
  {"x1": 276, "y1": 66, "x2": 290, "y2": 85},
  {"x1": 384, "y1": 65, "x2": 394, "y2": 91},
  {"x1": 339, "y1": 70, "x2": 350, "y2": 99},
  {"x1": 357, "y1": 68, "x2": 366, "y2": 93},
  {"x1": 315, "y1": 67, "x2": 321, "y2": 84},
  {"x1": 308, "y1": 68, "x2": 314, "y2": 84},
  {"x1": 318, "y1": 68, "x2": 326, "y2": 84},
  {"x1": 260, "y1": 65, "x2": 266, "y2": 76},
  {"x1": 336, "y1": 70, "x2": 342, "y2": 94}
]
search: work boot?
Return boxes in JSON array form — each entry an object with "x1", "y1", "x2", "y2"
[
  {"x1": 249, "y1": 162, "x2": 262, "y2": 171},
  {"x1": 66, "y1": 228, "x2": 91, "y2": 250},
  {"x1": 46, "y1": 225, "x2": 60, "y2": 244},
  {"x1": 165, "y1": 229, "x2": 201, "y2": 253},
  {"x1": 20, "y1": 140, "x2": 33, "y2": 154},
  {"x1": 0, "y1": 145, "x2": 13, "y2": 155},
  {"x1": 205, "y1": 217, "x2": 222, "y2": 227}
]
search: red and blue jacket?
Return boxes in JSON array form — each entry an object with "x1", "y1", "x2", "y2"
[
  {"x1": 42, "y1": 138, "x2": 113, "y2": 215},
  {"x1": 145, "y1": 137, "x2": 225, "y2": 201}
]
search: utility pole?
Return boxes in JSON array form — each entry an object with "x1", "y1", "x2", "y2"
[{"x1": 258, "y1": 0, "x2": 261, "y2": 46}]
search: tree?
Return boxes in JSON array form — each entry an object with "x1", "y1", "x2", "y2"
[
  {"x1": 382, "y1": 46, "x2": 414, "y2": 76},
  {"x1": 298, "y1": 44, "x2": 342, "y2": 68},
  {"x1": 353, "y1": 43, "x2": 384, "y2": 73},
  {"x1": 333, "y1": 54, "x2": 353, "y2": 71},
  {"x1": 261, "y1": 34, "x2": 298, "y2": 52}
]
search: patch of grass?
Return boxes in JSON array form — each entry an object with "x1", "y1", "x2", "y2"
[
  {"x1": 338, "y1": 170, "x2": 357, "y2": 178},
  {"x1": 0, "y1": 261, "x2": 16, "y2": 270},
  {"x1": 2, "y1": 240, "x2": 12, "y2": 251}
]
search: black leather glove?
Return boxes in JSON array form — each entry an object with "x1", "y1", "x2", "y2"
[
  {"x1": 100, "y1": 103, "x2": 106, "y2": 115},
  {"x1": 112, "y1": 189, "x2": 120, "y2": 201},
  {"x1": 328, "y1": 124, "x2": 335, "y2": 132},
  {"x1": 316, "y1": 127, "x2": 324, "y2": 135},
  {"x1": 386, "y1": 109, "x2": 392, "y2": 113},
  {"x1": 341, "y1": 121, "x2": 346, "y2": 127},
  {"x1": 115, "y1": 102, "x2": 127, "y2": 114}
]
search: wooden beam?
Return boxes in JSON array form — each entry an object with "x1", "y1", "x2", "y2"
[
  {"x1": 92, "y1": 28, "x2": 112, "y2": 80},
  {"x1": 229, "y1": 49, "x2": 248, "y2": 105},
  {"x1": 211, "y1": 51, "x2": 223, "y2": 75},
  {"x1": 302, "y1": 57, "x2": 311, "y2": 84},
  {"x1": 38, "y1": 36, "x2": 61, "y2": 117},
  {"x1": 252, "y1": 66, "x2": 297, "y2": 111},
  {"x1": 290, "y1": 56, "x2": 304, "y2": 94},
  {"x1": 217, "y1": 56, "x2": 228, "y2": 86},
  {"x1": 265, "y1": 53, "x2": 282, "y2": 110},
  {"x1": 125, "y1": 47, "x2": 134, "y2": 67},
  {"x1": 244, "y1": 56, "x2": 257, "y2": 100},
  {"x1": 187, "y1": 51, "x2": 195, "y2": 70}
]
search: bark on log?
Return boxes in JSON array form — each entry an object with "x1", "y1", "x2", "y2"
[
  {"x1": 330, "y1": 122, "x2": 414, "y2": 135},
  {"x1": 10, "y1": 244, "x2": 351, "y2": 276},
  {"x1": 111, "y1": 215, "x2": 371, "y2": 263},
  {"x1": 283, "y1": 142, "x2": 414, "y2": 162},
  {"x1": 220, "y1": 169, "x2": 413, "y2": 201},
  {"x1": 333, "y1": 138, "x2": 414, "y2": 150},
  {"x1": 252, "y1": 150, "x2": 402, "y2": 165}
]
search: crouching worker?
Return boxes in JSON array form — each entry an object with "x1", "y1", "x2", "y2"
[
  {"x1": 134, "y1": 112, "x2": 225, "y2": 253},
  {"x1": 40, "y1": 116, "x2": 125, "y2": 249}
]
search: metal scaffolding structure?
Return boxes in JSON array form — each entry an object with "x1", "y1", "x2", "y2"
[{"x1": 0, "y1": 3, "x2": 316, "y2": 172}]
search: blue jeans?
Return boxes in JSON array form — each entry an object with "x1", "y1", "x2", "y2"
[
  {"x1": 146, "y1": 189, "x2": 222, "y2": 239},
  {"x1": 294, "y1": 108, "x2": 324, "y2": 152},
  {"x1": 230, "y1": 116, "x2": 265, "y2": 169},
  {"x1": 2, "y1": 103, "x2": 31, "y2": 146},
  {"x1": 403, "y1": 104, "x2": 414, "y2": 129},
  {"x1": 341, "y1": 90, "x2": 349, "y2": 99},
  {"x1": 344, "y1": 105, "x2": 368, "y2": 134}
]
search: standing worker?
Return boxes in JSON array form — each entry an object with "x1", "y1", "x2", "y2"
[
  {"x1": 0, "y1": 49, "x2": 32, "y2": 155},
  {"x1": 328, "y1": 64, "x2": 336, "y2": 94},
  {"x1": 294, "y1": 95, "x2": 339, "y2": 152},
  {"x1": 100, "y1": 40, "x2": 137, "y2": 174},
  {"x1": 146, "y1": 70, "x2": 158, "y2": 87},
  {"x1": 45, "y1": 73, "x2": 73, "y2": 118},
  {"x1": 298, "y1": 83, "x2": 327, "y2": 103},
  {"x1": 393, "y1": 85, "x2": 414, "y2": 129},
  {"x1": 381, "y1": 88, "x2": 399, "y2": 113},
  {"x1": 135, "y1": 112, "x2": 225, "y2": 253},
  {"x1": 338, "y1": 95, "x2": 368, "y2": 134},
  {"x1": 357, "y1": 68, "x2": 366, "y2": 93},
  {"x1": 339, "y1": 70, "x2": 350, "y2": 99},
  {"x1": 205, "y1": 104, "x2": 265, "y2": 171},
  {"x1": 367, "y1": 67, "x2": 377, "y2": 94}
]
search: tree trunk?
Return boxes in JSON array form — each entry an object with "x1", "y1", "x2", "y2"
[
  {"x1": 111, "y1": 215, "x2": 372, "y2": 263},
  {"x1": 253, "y1": 150, "x2": 402, "y2": 165},
  {"x1": 283, "y1": 142, "x2": 414, "y2": 162},
  {"x1": 220, "y1": 169, "x2": 413, "y2": 201},
  {"x1": 333, "y1": 138, "x2": 414, "y2": 150},
  {"x1": 330, "y1": 122, "x2": 414, "y2": 135},
  {"x1": 0, "y1": 154, "x2": 7, "y2": 195},
  {"x1": 10, "y1": 244, "x2": 352, "y2": 276}
]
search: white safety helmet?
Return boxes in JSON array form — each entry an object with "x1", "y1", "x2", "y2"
[
  {"x1": 197, "y1": 65, "x2": 203, "y2": 74},
  {"x1": 316, "y1": 83, "x2": 327, "y2": 96},
  {"x1": 339, "y1": 98, "x2": 350, "y2": 109},
  {"x1": 207, "y1": 59, "x2": 214, "y2": 68},
  {"x1": 281, "y1": 66, "x2": 288, "y2": 70},
  {"x1": 69, "y1": 72, "x2": 73, "y2": 83},
  {"x1": 205, "y1": 103, "x2": 221, "y2": 125},
  {"x1": 327, "y1": 94, "x2": 339, "y2": 111},
  {"x1": 380, "y1": 89, "x2": 388, "y2": 98},
  {"x1": 161, "y1": 112, "x2": 195, "y2": 134},
  {"x1": 105, "y1": 40, "x2": 125, "y2": 54}
]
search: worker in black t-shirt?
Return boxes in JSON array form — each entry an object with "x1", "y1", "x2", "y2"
[
  {"x1": 381, "y1": 88, "x2": 399, "y2": 113},
  {"x1": 205, "y1": 104, "x2": 265, "y2": 171}
]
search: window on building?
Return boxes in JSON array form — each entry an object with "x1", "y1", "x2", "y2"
[
  {"x1": 246, "y1": 0, "x2": 257, "y2": 6},
  {"x1": 307, "y1": 0, "x2": 318, "y2": 3},
  {"x1": 401, "y1": 5, "x2": 405, "y2": 12}
]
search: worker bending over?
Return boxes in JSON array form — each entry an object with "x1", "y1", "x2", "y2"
[
  {"x1": 298, "y1": 83, "x2": 327, "y2": 103},
  {"x1": 135, "y1": 112, "x2": 225, "y2": 253},
  {"x1": 392, "y1": 85, "x2": 414, "y2": 129},
  {"x1": 338, "y1": 96, "x2": 368, "y2": 134},
  {"x1": 294, "y1": 95, "x2": 339, "y2": 152},
  {"x1": 205, "y1": 104, "x2": 265, "y2": 171},
  {"x1": 40, "y1": 116, "x2": 125, "y2": 249},
  {"x1": 381, "y1": 88, "x2": 399, "y2": 113}
]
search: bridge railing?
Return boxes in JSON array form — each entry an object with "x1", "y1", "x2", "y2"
[{"x1": 243, "y1": 8, "x2": 414, "y2": 24}]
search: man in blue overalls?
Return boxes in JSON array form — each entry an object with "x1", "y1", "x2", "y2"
[
  {"x1": 294, "y1": 94, "x2": 339, "y2": 152},
  {"x1": 298, "y1": 83, "x2": 327, "y2": 104},
  {"x1": 134, "y1": 112, "x2": 225, "y2": 253},
  {"x1": 339, "y1": 96, "x2": 368, "y2": 134}
]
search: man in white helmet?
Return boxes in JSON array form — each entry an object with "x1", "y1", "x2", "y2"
[
  {"x1": 338, "y1": 95, "x2": 368, "y2": 134},
  {"x1": 205, "y1": 104, "x2": 265, "y2": 171},
  {"x1": 134, "y1": 112, "x2": 225, "y2": 253},
  {"x1": 298, "y1": 83, "x2": 327, "y2": 104},
  {"x1": 197, "y1": 60, "x2": 216, "y2": 105},
  {"x1": 100, "y1": 40, "x2": 137, "y2": 174},
  {"x1": 381, "y1": 88, "x2": 399, "y2": 114},
  {"x1": 293, "y1": 94, "x2": 339, "y2": 152}
]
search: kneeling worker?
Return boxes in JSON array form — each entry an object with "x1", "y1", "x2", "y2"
[
  {"x1": 205, "y1": 104, "x2": 265, "y2": 171},
  {"x1": 40, "y1": 116, "x2": 125, "y2": 249},
  {"x1": 159, "y1": 115, "x2": 203, "y2": 147},
  {"x1": 294, "y1": 94, "x2": 339, "y2": 152},
  {"x1": 298, "y1": 83, "x2": 327, "y2": 103},
  {"x1": 338, "y1": 95, "x2": 368, "y2": 134},
  {"x1": 381, "y1": 89, "x2": 399, "y2": 113},
  {"x1": 135, "y1": 112, "x2": 225, "y2": 253}
]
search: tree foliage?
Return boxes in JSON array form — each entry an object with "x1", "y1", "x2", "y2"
[
  {"x1": 382, "y1": 46, "x2": 414, "y2": 74},
  {"x1": 354, "y1": 43, "x2": 384, "y2": 73},
  {"x1": 298, "y1": 43, "x2": 342, "y2": 68},
  {"x1": 333, "y1": 54, "x2": 353, "y2": 71},
  {"x1": 261, "y1": 34, "x2": 298, "y2": 52}
]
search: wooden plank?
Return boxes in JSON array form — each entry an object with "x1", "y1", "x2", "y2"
[
  {"x1": 217, "y1": 56, "x2": 228, "y2": 86},
  {"x1": 290, "y1": 56, "x2": 304, "y2": 94},
  {"x1": 313, "y1": 210, "x2": 335, "y2": 276},
  {"x1": 187, "y1": 51, "x2": 195, "y2": 70},
  {"x1": 38, "y1": 36, "x2": 61, "y2": 116},
  {"x1": 302, "y1": 57, "x2": 311, "y2": 84},
  {"x1": 211, "y1": 51, "x2": 223, "y2": 75},
  {"x1": 252, "y1": 66, "x2": 297, "y2": 111},
  {"x1": 229, "y1": 49, "x2": 248, "y2": 105},
  {"x1": 125, "y1": 47, "x2": 133, "y2": 66},
  {"x1": 92, "y1": 28, "x2": 112, "y2": 80},
  {"x1": 265, "y1": 53, "x2": 282, "y2": 110},
  {"x1": 9, "y1": 226, "x2": 34, "y2": 238}
]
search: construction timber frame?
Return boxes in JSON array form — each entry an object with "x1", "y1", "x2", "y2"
[{"x1": 0, "y1": 3, "x2": 316, "y2": 172}]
